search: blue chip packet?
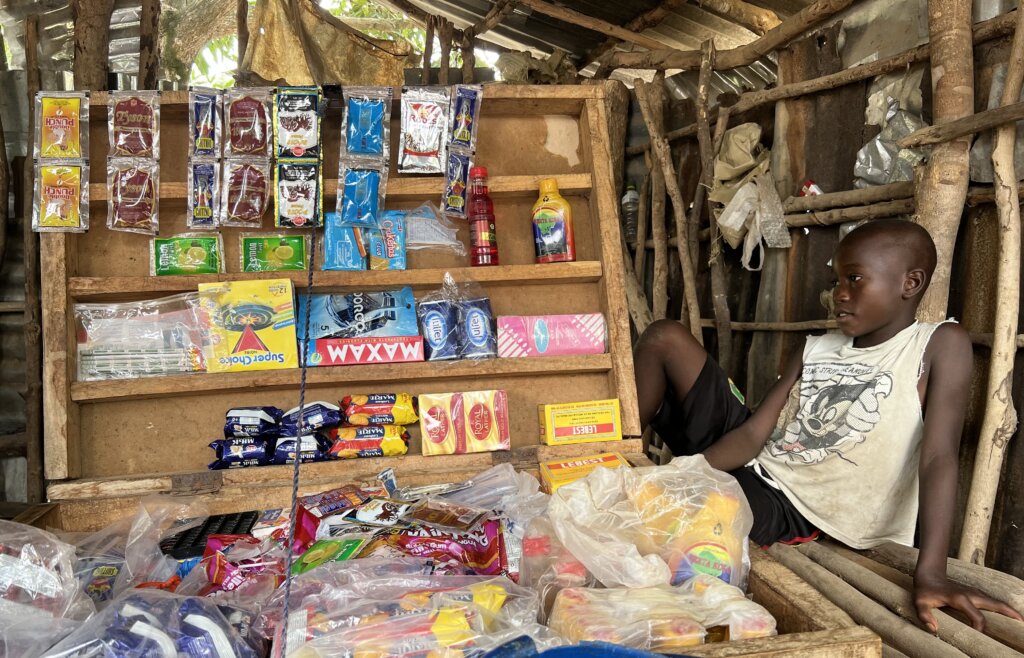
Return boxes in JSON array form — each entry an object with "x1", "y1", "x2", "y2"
[
  {"x1": 324, "y1": 211, "x2": 367, "y2": 271},
  {"x1": 365, "y1": 210, "x2": 407, "y2": 271},
  {"x1": 208, "y1": 437, "x2": 272, "y2": 470},
  {"x1": 346, "y1": 96, "x2": 386, "y2": 157},
  {"x1": 224, "y1": 406, "x2": 283, "y2": 439},
  {"x1": 281, "y1": 401, "x2": 343, "y2": 434},
  {"x1": 338, "y1": 166, "x2": 382, "y2": 228}
]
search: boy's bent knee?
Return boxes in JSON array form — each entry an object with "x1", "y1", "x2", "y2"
[{"x1": 637, "y1": 319, "x2": 702, "y2": 353}]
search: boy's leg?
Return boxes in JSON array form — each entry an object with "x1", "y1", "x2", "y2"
[{"x1": 633, "y1": 319, "x2": 709, "y2": 428}]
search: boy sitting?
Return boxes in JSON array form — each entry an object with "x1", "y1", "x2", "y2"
[{"x1": 634, "y1": 219, "x2": 1022, "y2": 631}]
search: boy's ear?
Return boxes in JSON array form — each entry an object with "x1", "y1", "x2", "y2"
[{"x1": 903, "y1": 268, "x2": 927, "y2": 299}]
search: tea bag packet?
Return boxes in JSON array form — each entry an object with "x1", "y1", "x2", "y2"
[
  {"x1": 225, "y1": 88, "x2": 274, "y2": 157},
  {"x1": 336, "y1": 161, "x2": 387, "y2": 228},
  {"x1": 108, "y1": 90, "x2": 160, "y2": 158},
  {"x1": 341, "y1": 86, "x2": 392, "y2": 161},
  {"x1": 221, "y1": 157, "x2": 271, "y2": 228},
  {"x1": 442, "y1": 150, "x2": 472, "y2": 218},
  {"x1": 150, "y1": 233, "x2": 225, "y2": 276},
  {"x1": 398, "y1": 86, "x2": 450, "y2": 174},
  {"x1": 275, "y1": 159, "x2": 323, "y2": 228},
  {"x1": 275, "y1": 86, "x2": 321, "y2": 159},
  {"x1": 189, "y1": 87, "x2": 222, "y2": 157},
  {"x1": 35, "y1": 91, "x2": 89, "y2": 160},
  {"x1": 447, "y1": 85, "x2": 483, "y2": 153},
  {"x1": 187, "y1": 160, "x2": 221, "y2": 229},
  {"x1": 107, "y1": 158, "x2": 160, "y2": 235},
  {"x1": 33, "y1": 161, "x2": 89, "y2": 232},
  {"x1": 240, "y1": 233, "x2": 311, "y2": 272}
]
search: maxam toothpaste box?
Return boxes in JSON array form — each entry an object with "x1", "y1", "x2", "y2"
[
  {"x1": 539, "y1": 399, "x2": 623, "y2": 446},
  {"x1": 539, "y1": 452, "x2": 631, "y2": 494},
  {"x1": 497, "y1": 314, "x2": 606, "y2": 358}
]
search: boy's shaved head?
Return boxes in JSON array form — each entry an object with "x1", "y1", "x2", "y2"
[{"x1": 839, "y1": 219, "x2": 937, "y2": 291}]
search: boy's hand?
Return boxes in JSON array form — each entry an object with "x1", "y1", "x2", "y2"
[{"x1": 913, "y1": 572, "x2": 1023, "y2": 632}]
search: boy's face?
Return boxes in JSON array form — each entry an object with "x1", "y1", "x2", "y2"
[{"x1": 831, "y1": 238, "x2": 915, "y2": 345}]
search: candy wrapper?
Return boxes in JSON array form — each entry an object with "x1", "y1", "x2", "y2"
[
  {"x1": 298, "y1": 289, "x2": 418, "y2": 340},
  {"x1": 33, "y1": 161, "x2": 89, "y2": 233},
  {"x1": 187, "y1": 159, "x2": 221, "y2": 229},
  {"x1": 189, "y1": 87, "x2": 222, "y2": 157},
  {"x1": 273, "y1": 432, "x2": 333, "y2": 465},
  {"x1": 240, "y1": 233, "x2": 310, "y2": 272},
  {"x1": 336, "y1": 497, "x2": 412, "y2": 527},
  {"x1": 150, "y1": 233, "x2": 224, "y2": 276},
  {"x1": 299, "y1": 485, "x2": 370, "y2": 518},
  {"x1": 328, "y1": 424, "x2": 410, "y2": 459},
  {"x1": 275, "y1": 86, "x2": 321, "y2": 158},
  {"x1": 282, "y1": 401, "x2": 343, "y2": 434},
  {"x1": 401, "y1": 498, "x2": 490, "y2": 534},
  {"x1": 108, "y1": 90, "x2": 160, "y2": 158},
  {"x1": 448, "y1": 85, "x2": 483, "y2": 152},
  {"x1": 221, "y1": 157, "x2": 272, "y2": 228},
  {"x1": 341, "y1": 86, "x2": 392, "y2": 161},
  {"x1": 359, "y1": 519, "x2": 508, "y2": 576},
  {"x1": 208, "y1": 437, "x2": 272, "y2": 470},
  {"x1": 323, "y1": 212, "x2": 367, "y2": 271},
  {"x1": 107, "y1": 157, "x2": 160, "y2": 235},
  {"x1": 399, "y1": 86, "x2": 450, "y2": 174},
  {"x1": 420, "y1": 390, "x2": 511, "y2": 456},
  {"x1": 365, "y1": 209, "x2": 407, "y2": 270},
  {"x1": 443, "y1": 150, "x2": 472, "y2": 218},
  {"x1": 34, "y1": 91, "x2": 89, "y2": 160},
  {"x1": 224, "y1": 406, "x2": 283, "y2": 439},
  {"x1": 225, "y1": 88, "x2": 274, "y2": 157},
  {"x1": 342, "y1": 393, "x2": 418, "y2": 426},
  {"x1": 337, "y1": 161, "x2": 387, "y2": 228},
  {"x1": 275, "y1": 158, "x2": 322, "y2": 228},
  {"x1": 291, "y1": 539, "x2": 366, "y2": 575}
]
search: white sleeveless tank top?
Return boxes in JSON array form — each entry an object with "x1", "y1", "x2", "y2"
[{"x1": 755, "y1": 321, "x2": 950, "y2": 548}]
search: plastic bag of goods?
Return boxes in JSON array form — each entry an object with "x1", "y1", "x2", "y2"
[{"x1": 547, "y1": 455, "x2": 753, "y2": 589}]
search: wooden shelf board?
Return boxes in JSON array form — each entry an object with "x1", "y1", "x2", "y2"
[
  {"x1": 47, "y1": 438, "x2": 643, "y2": 500},
  {"x1": 87, "y1": 173, "x2": 592, "y2": 202},
  {"x1": 70, "y1": 353, "x2": 614, "y2": 403},
  {"x1": 68, "y1": 261, "x2": 603, "y2": 300}
]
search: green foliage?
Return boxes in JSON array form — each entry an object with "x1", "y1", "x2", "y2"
[{"x1": 190, "y1": 35, "x2": 239, "y2": 88}]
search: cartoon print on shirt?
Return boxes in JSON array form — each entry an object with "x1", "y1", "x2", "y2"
[{"x1": 766, "y1": 363, "x2": 893, "y2": 465}]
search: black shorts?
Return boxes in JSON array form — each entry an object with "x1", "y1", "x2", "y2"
[{"x1": 651, "y1": 356, "x2": 819, "y2": 547}]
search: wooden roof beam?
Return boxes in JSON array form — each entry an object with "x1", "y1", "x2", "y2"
[
  {"x1": 585, "y1": 0, "x2": 686, "y2": 65},
  {"x1": 515, "y1": 0, "x2": 673, "y2": 51},
  {"x1": 693, "y1": 0, "x2": 782, "y2": 36}
]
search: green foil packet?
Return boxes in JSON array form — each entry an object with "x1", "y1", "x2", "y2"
[
  {"x1": 290, "y1": 538, "x2": 366, "y2": 575},
  {"x1": 240, "y1": 233, "x2": 310, "y2": 272},
  {"x1": 150, "y1": 234, "x2": 224, "y2": 276}
]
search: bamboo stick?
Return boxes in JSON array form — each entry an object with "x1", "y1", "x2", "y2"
[
  {"x1": 643, "y1": 109, "x2": 669, "y2": 320},
  {"x1": 899, "y1": 100, "x2": 1024, "y2": 149},
  {"x1": 863, "y1": 542, "x2": 1024, "y2": 614},
  {"x1": 960, "y1": 2, "x2": 1024, "y2": 565},
  {"x1": 799, "y1": 543, "x2": 1018, "y2": 657},
  {"x1": 786, "y1": 199, "x2": 915, "y2": 227},
  {"x1": 603, "y1": 0, "x2": 856, "y2": 71},
  {"x1": 636, "y1": 78, "x2": 703, "y2": 343},
  {"x1": 516, "y1": 0, "x2": 669, "y2": 51},
  {"x1": 783, "y1": 182, "x2": 917, "y2": 212},
  {"x1": 915, "y1": 0, "x2": 975, "y2": 324},
  {"x1": 768, "y1": 545, "x2": 970, "y2": 658},
  {"x1": 634, "y1": 171, "x2": 651, "y2": 277}
]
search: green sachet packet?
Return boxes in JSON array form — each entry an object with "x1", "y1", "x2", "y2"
[
  {"x1": 290, "y1": 538, "x2": 366, "y2": 575},
  {"x1": 150, "y1": 234, "x2": 224, "y2": 276},
  {"x1": 240, "y1": 233, "x2": 310, "y2": 272}
]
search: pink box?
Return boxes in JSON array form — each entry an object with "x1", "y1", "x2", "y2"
[{"x1": 497, "y1": 314, "x2": 607, "y2": 358}]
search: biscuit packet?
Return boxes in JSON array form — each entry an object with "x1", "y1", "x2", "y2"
[
  {"x1": 364, "y1": 210, "x2": 406, "y2": 270},
  {"x1": 187, "y1": 159, "x2": 220, "y2": 229},
  {"x1": 225, "y1": 88, "x2": 274, "y2": 157},
  {"x1": 107, "y1": 157, "x2": 159, "y2": 235},
  {"x1": 275, "y1": 159, "x2": 323, "y2": 228},
  {"x1": 33, "y1": 161, "x2": 89, "y2": 233},
  {"x1": 35, "y1": 91, "x2": 89, "y2": 160},
  {"x1": 342, "y1": 393, "x2": 418, "y2": 426},
  {"x1": 221, "y1": 157, "x2": 271, "y2": 228},
  {"x1": 240, "y1": 233, "x2": 311, "y2": 272},
  {"x1": 150, "y1": 233, "x2": 224, "y2": 276},
  {"x1": 328, "y1": 425, "x2": 410, "y2": 459},
  {"x1": 108, "y1": 90, "x2": 160, "y2": 158}
]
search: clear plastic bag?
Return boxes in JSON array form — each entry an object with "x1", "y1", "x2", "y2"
[
  {"x1": 42, "y1": 589, "x2": 259, "y2": 658},
  {"x1": 341, "y1": 86, "x2": 393, "y2": 162},
  {"x1": 221, "y1": 157, "x2": 272, "y2": 228},
  {"x1": 187, "y1": 159, "x2": 221, "y2": 230},
  {"x1": 107, "y1": 157, "x2": 160, "y2": 235},
  {"x1": 114, "y1": 496, "x2": 208, "y2": 595},
  {"x1": 33, "y1": 161, "x2": 89, "y2": 233},
  {"x1": 108, "y1": 90, "x2": 160, "y2": 158},
  {"x1": 519, "y1": 515, "x2": 594, "y2": 622},
  {"x1": 336, "y1": 160, "x2": 388, "y2": 228},
  {"x1": 547, "y1": 455, "x2": 753, "y2": 590},
  {"x1": 188, "y1": 87, "x2": 222, "y2": 158},
  {"x1": 150, "y1": 233, "x2": 225, "y2": 276},
  {"x1": 75, "y1": 292, "x2": 207, "y2": 381},
  {"x1": 225, "y1": 87, "x2": 275, "y2": 157},
  {"x1": 35, "y1": 91, "x2": 89, "y2": 160},
  {"x1": 175, "y1": 535, "x2": 287, "y2": 610},
  {"x1": 406, "y1": 201, "x2": 466, "y2": 256},
  {"x1": 398, "y1": 86, "x2": 450, "y2": 174}
]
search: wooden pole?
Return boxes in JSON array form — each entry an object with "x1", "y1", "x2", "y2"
[
  {"x1": 799, "y1": 543, "x2": 1017, "y2": 657},
  {"x1": 643, "y1": 109, "x2": 669, "y2": 320},
  {"x1": 959, "y1": 3, "x2": 1024, "y2": 566},
  {"x1": 23, "y1": 14, "x2": 43, "y2": 504},
  {"x1": 603, "y1": 0, "x2": 856, "y2": 71},
  {"x1": 970, "y1": 332, "x2": 1024, "y2": 348},
  {"x1": 622, "y1": 242, "x2": 654, "y2": 334},
  {"x1": 694, "y1": 0, "x2": 781, "y2": 35},
  {"x1": 783, "y1": 182, "x2": 916, "y2": 212},
  {"x1": 634, "y1": 171, "x2": 650, "y2": 276},
  {"x1": 899, "y1": 100, "x2": 1024, "y2": 149},
  {"x1": 516, "y1": 0, "x2": 669, "y2": 51},
  {"x1": 438, "y1": 18, "x2": 453, "y2": 86},
  {"x1": 915, "y1": 0, "x2": 975, "y2": 323},
  {"x1": 768, "y1": 545, "x2": 971, "y2": 658},
  {"x1": 636, "y1": 78, "x2": 703, "y2": 343},
  {"x1": 785, "y1": 199, "x2": 916, "y2": 227},
  {"x1": 585, "y1": 0, "x2": 685, "y2": 65},
  {"x1": 461, "y1": 35, "x2": 476, "y2": 83},
  {"x1": 71, "y1": 0, "x2": 116, "y2": 90},
  {"x1": 138, "y1": 0, "x2": 161, "y2": 89},
  {"x1": 237, "y1": 0, "x2": 250, "y2": 74},
  {"x1": 967, "y1": 181, "x2": 1024, "y2": 205},
  {"x1": 422, "y1": 15, "x2": 435, "y2": 85},
  {"x1": 699, "y1": 318, "x2": 837, "y2": 331}
]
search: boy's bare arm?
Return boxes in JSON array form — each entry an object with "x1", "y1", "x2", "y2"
[
  {"x1": 914, "y1": 323, "x2": 1023, "y2": 631},
  {"x1": 703, "y1": 349, "x2": 803, "y2": 472}
]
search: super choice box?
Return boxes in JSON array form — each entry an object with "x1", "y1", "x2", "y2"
[
  {"x1": 539, "y1": 399, "x2": 622, "y2": 446},
  {"x1": 539, "y1": 452, "x2": 631, "y2": 494}
]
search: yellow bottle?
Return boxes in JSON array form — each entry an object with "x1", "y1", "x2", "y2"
[{"x1": 532, "y1": 178, "x2": 576, "y2": 264}]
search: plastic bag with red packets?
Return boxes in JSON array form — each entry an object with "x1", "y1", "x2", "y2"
[{"x1": 358, "y1": 518, "x2": 509, "y2": 576}]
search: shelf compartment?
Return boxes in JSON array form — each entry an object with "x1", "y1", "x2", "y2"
[{"x1": 70, "y1": 353, "x2": 614, "y2": 403}]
